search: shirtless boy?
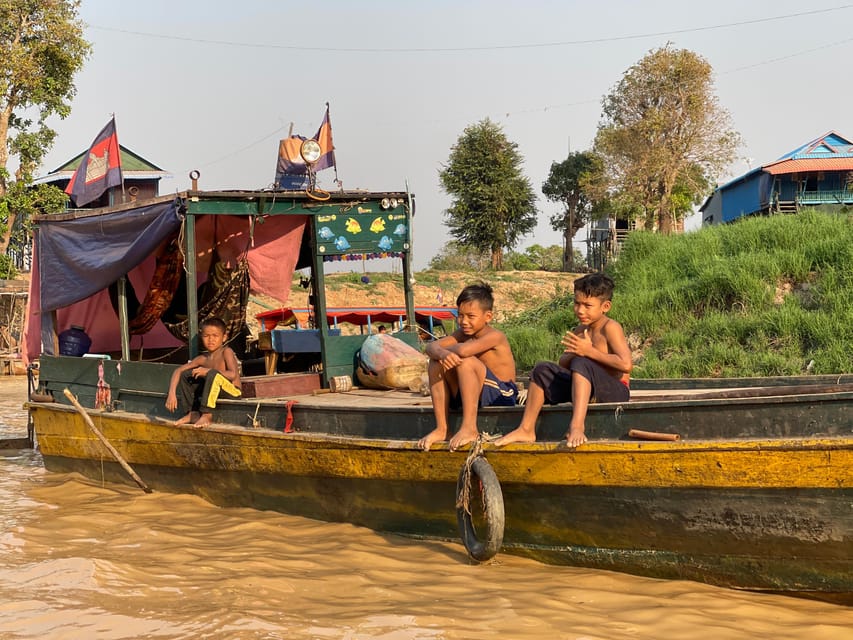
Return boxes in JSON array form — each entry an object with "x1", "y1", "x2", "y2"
[
  {"x1": 417, "y1": 283, "x2": 518, "y2": 451},
  {"x1": 165, "y1": 317, "x2": 242, "y2": 427},
  {"x1": 495, "y1": 273, "x2": 632, "y2": 448}
]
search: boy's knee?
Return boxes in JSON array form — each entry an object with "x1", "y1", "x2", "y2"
[{"x1": 457, "y1": 356, "x2": 484, "y2": 373}]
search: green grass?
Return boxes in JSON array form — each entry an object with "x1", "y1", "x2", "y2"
[{"x1": 499, "y1": 209, "x2": 853, "y2": 377}]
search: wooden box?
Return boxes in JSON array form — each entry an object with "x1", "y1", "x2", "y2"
[{"x1": 241, "y1": 372, "x2": 321, "y2": 398}]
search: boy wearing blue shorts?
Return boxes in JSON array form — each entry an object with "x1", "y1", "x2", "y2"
[{"x1": 417, "y1": 283, "x2": 518, "y2": 451}]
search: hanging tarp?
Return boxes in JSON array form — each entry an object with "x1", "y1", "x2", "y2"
[{"x1": 35, "y1": 200, "x2": 183, "y2": 312}]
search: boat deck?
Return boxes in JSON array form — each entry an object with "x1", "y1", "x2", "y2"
[{"x1": 267, "y1": 381, "x2": 853, "y2": 409}]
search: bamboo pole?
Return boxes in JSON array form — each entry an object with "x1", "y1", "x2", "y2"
[
  {"x1": 628, "y1": 429, "x2": 680, "y2": 441},
  {"x1": 62, "y1": 388, "x2": 152, "y2": 493}
]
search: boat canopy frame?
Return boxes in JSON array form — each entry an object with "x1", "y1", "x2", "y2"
[{"x1": 32, "y1": 188, "x2": 417, "y2": 384}]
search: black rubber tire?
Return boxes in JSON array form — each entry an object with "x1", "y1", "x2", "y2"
[{"x1": 456, "y1": 456, "x2": 505, "y2": 562}]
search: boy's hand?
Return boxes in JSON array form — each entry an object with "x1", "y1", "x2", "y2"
[
  {"x1": 439, "y1": 350, "x2": 462, "y2": 371},
  {"x1": 165, "y1": 391, "x2": 177, "y2": 412},
  {"x1": 562, "y1": 329, "x2": 592, "y2": 357},
  {"x1": 191, "y1": 366, "x2": 209, "y2": 378}
]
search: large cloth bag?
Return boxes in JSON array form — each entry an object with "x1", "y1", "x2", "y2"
[{"x1": 356, "y1": 334, "x2": 427, "y2": 390}]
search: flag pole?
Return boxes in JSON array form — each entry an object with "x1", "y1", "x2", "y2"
[
  {"x1": 113, "y1": 114, "x2": 126, "y2": 204},
  {"x1": 326, "y1": 102, "x2": 340, "y2": 188}
]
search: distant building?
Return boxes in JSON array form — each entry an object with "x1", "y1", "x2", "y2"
[
  {"x1": 701, "y1": 131, "x2": 853, "y2": 225},
  {"x1": 34, "y1": 145, "x2": 171, "y2": 208},
  {"x1": 586, "y1": 216, "x2": 632, "y2": 272}
]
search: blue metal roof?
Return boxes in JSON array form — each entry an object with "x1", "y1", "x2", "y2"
[{"x1": 775, "y1": 131, "x2": 853, "y2": 160}]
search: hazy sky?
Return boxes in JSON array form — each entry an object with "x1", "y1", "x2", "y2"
[{"x1": 39, "y1": 1, "x2": 853, "y2": 269}]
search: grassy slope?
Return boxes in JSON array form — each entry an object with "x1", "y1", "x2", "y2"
[{"x1": 502, "y1": 210, "x2": 853, "y2": 378}]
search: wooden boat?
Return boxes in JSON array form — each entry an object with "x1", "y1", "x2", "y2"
[{"x1": 23, "y1": 187, "x2": 852, "y2": 603}]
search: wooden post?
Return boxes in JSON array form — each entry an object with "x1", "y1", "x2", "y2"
[
  {"x1": 62, "y1": 388, "x2": 152, "y2": 493},
  {"x1": 185, "y1": 211, "x2": 199, "y2": 358},
  {"x1": 117, "y1": 276, "x2": 131, "y2": 361}
]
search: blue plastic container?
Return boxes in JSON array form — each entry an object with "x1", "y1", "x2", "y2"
[{"x1": 58, "y1": 325, "x2": 92, "y2": 357}]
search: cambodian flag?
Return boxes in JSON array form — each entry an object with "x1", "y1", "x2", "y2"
[
  {"x1": 65, "y1": 117, "x2": 122, "y2": 207},
  {"x1": 313, "y1": 104, "x2": 335, "y2": 172},
  {"x1": 274, "y1": 105, "x2": 336, "y2": 188}
]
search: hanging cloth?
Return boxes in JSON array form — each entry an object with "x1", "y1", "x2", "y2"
[
  {"x1": 163, "y1": 254, "x2": 250, "y2": 343},
  {"x1": 128, "y1": 235, "x2": 185, "y2": 335}
]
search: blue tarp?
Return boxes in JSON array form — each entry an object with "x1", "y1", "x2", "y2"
[{"x1": 36, "y1": 200, "x2": 183, "y2": 312}]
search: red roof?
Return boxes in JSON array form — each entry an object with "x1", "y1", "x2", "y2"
[
  {"x1": 763, "y1": 157, "x2": 853, "y2": 175},
  {"x1": 256, "y1": 306, "x2": 458, "y2": 331}
]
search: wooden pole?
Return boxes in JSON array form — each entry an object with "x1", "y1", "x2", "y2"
[
  {"x1": 117, "y1": 276, "x2": 131, "y2": 361},
  {"x1": 62, "y1": 388, "x2": 152, "y2": 493},
  {"x1": 628, "y1": 429, "x2": 680, "y2": 442}
]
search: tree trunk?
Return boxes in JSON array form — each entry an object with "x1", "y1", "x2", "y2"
[
  {"x1": 658, "y1": 208, "x2": 673, "y2": 234},
  {"x1": 0, "y1": 211, "x2": 16, "y2": 256},
  {"x1": 0, "y1": 105, "x2": 11, "y2": 198},
  {"x1": 562, "y1": 210, "x2": 574, "y2": 271},
  {"x1": 490, "y1": 247, "x2": 502, "y2": 270},
  {"x1": 657, "y1": 172, "x2": 678, "y2": 235}
]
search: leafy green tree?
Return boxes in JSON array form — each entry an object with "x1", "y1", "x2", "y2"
[
  {"x1": 593, "y1": 45, "x2": 739, "y2": 234},
  {"x1": 542, "y1": 151, "x2": 603, "y2": 271},
  {"x1": 439, "y1": 119, "x2": 537, "y2": 269},
  {"x1": 504, "y1": 244, "x2": 565, "y2": 272},
  {"x1": 427, "y1": 240, "x2": 491, "y2": 271},
  {"x1": 0, "y1": 0, "x2": 90, "y2": 257}
]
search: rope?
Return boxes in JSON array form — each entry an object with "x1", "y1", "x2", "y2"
[{"x1": 455, "y1": 433, "x2": 488, "y2": 515}]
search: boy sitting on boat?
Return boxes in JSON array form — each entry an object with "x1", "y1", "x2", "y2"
[
  {"x1": 496, "y1": 273, "x2": 632, "y2": 448},
  {"x1": 165, "y1": 316, "x2": 242, "y2": 427},
  {"x1": 418, "y1": 283, "x2": 518, "y2": 451}
]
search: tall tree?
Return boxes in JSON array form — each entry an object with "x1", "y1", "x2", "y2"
[
  {"x1": 428, "y1": 240, "x2": 491, "y2": 271},
  {"x1": 439, "y1": 119, "x2": 537, "y2": 269},
  {"x1": 593, "y1": 45, "x2": 740, "y2": 234},
  {"x1": 0, "y1": 0, "x2": 90, "y2": 255},
  {"x1": 542, "y1": 151, "x2": 603, "y2": 271}
]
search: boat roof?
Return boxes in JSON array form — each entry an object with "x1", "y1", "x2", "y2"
[{"x1": 32, "y1": 188, "x2": 412, "y2": 222}]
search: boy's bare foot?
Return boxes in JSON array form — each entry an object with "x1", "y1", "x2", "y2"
[
  {"x1": 417, "y1": 428, "x2": 447, "y2": 451},
  {"x1": 194, "y1": 413, "x2": 213, "y2": 428},
  {"x1": 448, "y1": 425, "x2": 479, "y2": 452},
  {"x1": 494, "y1": 427, "x2": 536, "y2": 446},
  {"x1": 174, "y1": 412, "x2": 198, "y2": 426},
  {"x1": 565, "y1": 426, "x2": 587, "y2": 448}
]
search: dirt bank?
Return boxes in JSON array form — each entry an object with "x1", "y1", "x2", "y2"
[{"x1": 247, "y1": 270, "x2": 579, "y2": 332}]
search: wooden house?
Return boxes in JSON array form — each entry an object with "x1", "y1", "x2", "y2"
[
  {"x1": 701, "y1": 131, "x2": 853, "y2": 225},
  {"x1": 33, "y1": 145, "x2": 171, "y2": 207}
]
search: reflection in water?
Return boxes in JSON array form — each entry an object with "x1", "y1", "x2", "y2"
[{"x1": 0, "y1": 378, "x2": 849, "y2": 639}]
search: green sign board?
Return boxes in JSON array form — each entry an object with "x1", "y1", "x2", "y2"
[{"x1": 315, "y1": 204, "x2": 410, "y2": 256}]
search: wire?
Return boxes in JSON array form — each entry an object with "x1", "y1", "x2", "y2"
[
  {"x1": 497, "y1": 35, "x2": 853, "y2": 120},
  {"x1": 185, "y1": 124, "x2": 287, "y2": 172},
  {"x1": 87, "y1": 5, "x2": 853, "y2": 53}
]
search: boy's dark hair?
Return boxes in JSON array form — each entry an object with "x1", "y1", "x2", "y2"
[
  {"x1": 574, "y1": 273, "x2": 615, "y2": 301},
  {"x1": 199, "y1": 316, "x2": 227, "y2": 333},
  {"x1": 456, "y1": 282, "x2": 494, "y2": 311}
]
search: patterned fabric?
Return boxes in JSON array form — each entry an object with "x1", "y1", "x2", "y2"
[
  {"x1": 128, "y1": 236, "x2": 184, "y2": 335},
  {"x1": 164, "y1": 257, "x2": 250, "y2": 343}
]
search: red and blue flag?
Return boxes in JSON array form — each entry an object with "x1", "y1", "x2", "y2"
[{"x1": 65, "y1": 117, "x2": 122, "y2": 207}]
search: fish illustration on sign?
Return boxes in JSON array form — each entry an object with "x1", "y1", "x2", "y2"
[
  {"x1": 335, "y1": 236, "x2": 351, "y2": 251},
  {"x1": 370, "y1": 217, "x2": 386, "y2": 233},
  {"x1": 318, "y1": 226, "x2": 335, "y2": 240},
  {"x1": 345, "y1": 218, "x2": 362, "y2": 234},
  {"x1": 393, "y1": 224, "x2": 407, "y2": 236},
  {"x1": 378, "y1": 235, "x2": 393, "y2": 251}
]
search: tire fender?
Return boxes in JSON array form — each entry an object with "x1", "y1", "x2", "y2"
[{"x1": 456, "y1": 456, "x2": 505, "y2": 562}]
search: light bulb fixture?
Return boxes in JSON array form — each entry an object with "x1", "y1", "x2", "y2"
[{"x1": 300, "y1": 139, "x2": 322, "y2": 164}]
